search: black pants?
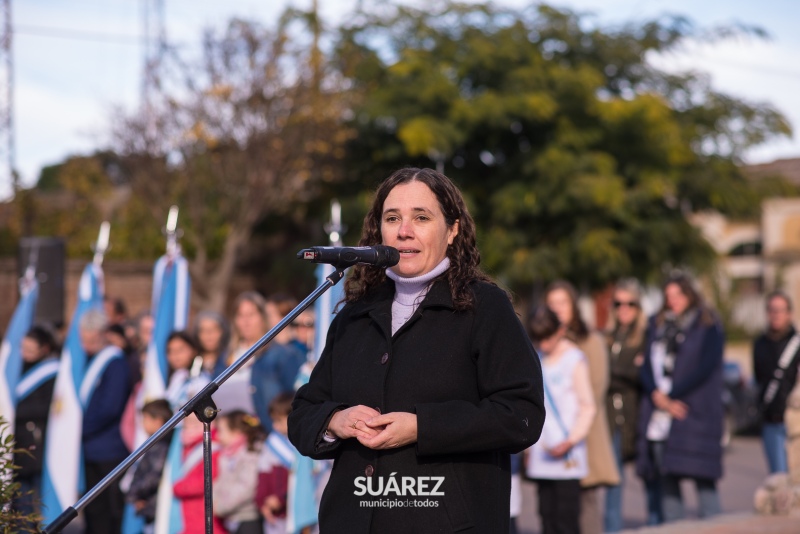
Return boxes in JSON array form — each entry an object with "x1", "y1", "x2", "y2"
[
  {"x1": 536, "y1": 478, "x2": 581, "y2": 534},
  {"x1": 235, "y1": 519, "x2": 264, "y2": 534},
  {"x1": 84, "y1": 460, "x2": 125, "y2": 534}
]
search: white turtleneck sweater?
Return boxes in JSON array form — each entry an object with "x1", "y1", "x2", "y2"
[{"x1": 385, "y1": 257, "x2": 451, "y2": 335}]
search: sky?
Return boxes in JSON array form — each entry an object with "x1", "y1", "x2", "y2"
[{"x1": 9, "y1": 0, "x2": 800, "y2": 199}]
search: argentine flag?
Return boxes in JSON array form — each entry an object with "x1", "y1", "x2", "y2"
[
  {"x1": 141, "y1": 253, "x2": 190, "y2": 534},
  {"x1": 0, "y1": 278, "x2": 39, "y2": 438},
  {"x1": 312, "y1": 263, "x2": 346, "y2": 364},
  {"x1": 141, "y1": 254, "x2": 191, "y2": 404},
  {"x1": 40, "y1": 263, "x2": 104, "y2": 524}
]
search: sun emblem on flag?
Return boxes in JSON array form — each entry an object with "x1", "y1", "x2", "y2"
[{"x1": 52, "y1": 396, "x2": 63, "y2": 415}]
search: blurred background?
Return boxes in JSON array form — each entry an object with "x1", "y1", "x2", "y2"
[
  {"x1": 4, "y1": 2, "x2": 800, "y2": 531},
  {"x1": 1, "y1": 0, "x2": 800, "y2": 370}
]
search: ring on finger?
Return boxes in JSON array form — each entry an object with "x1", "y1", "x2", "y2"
[{"x1": 352, "y1": 420, "x2": 360, "y2": 429}]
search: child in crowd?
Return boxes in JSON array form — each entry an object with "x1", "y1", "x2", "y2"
[
  {"x1": 214, "y1": 410, "x2": 266, "y2": 534},
  {"x1": 526, "y1": 305, "x2": 596, "y2": 534},
  {"x1": 173, "y1": 413, "x2": 227, "y2": 533},
  {"x1": 256, "y1": 392, "x2": 315, "y2": 534},
  {"x1": 126, "y1": 399, "x2": 173, "y2": 533}
]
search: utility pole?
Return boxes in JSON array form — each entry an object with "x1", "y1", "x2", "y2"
[
  {"x1": 141, "y1": 0, "x2": 166, "y2": 139},
  {"x1": 0, "y1": 0, "x2": 15, "y2": 194}
]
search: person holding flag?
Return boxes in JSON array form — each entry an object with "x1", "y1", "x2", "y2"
[
  {"x1": 12, "y1": 326, "x2": 60, "y2": 520},
  {"x1": 0, "y1": 265, "x2": 40, "y2": 435},
  {"x1": 40, "y1": 223, "x2": 128, "y2": 533},
  {"x1": 0, "y1": 265, "x2": 53, "y2": 525},
  {"x1": 79, "y1": 308, "x2": 132, "y2": 533}
]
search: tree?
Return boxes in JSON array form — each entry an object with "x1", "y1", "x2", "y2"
[
  {"x1": 0, "y1": 152, "x2": 164, "y2": 261},
  {"x1": 112, "y1": 6, "x2": 355, "y2": 311},
  {"x1": 335, "y1": 1, "x2": 793, "y2": 294}
]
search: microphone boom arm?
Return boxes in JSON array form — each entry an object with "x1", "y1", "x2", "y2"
[{"x1": 42, "y1": 265, "x2": 348, "y2": 534}]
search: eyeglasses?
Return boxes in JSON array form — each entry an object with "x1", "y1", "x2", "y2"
[
  {"x1": 613, "y1": 300, "x2": 639, "y2": 309},
  {"x1": 767, "y1": 307, "x2": 789, "y2": 314},
  {"x1": 292, "y1": 320, "x2": 315, "y2": 328}
]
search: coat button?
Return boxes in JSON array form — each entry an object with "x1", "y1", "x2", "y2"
[
  {"x1": 380, "y1": 353, "x2": 389, "y2": 364},
  {"x1": 365, "y1": 464, "x2": 374, "y2": 477}
]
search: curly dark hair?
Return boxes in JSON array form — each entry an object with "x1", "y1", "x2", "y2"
[{"x1": 344, "y1": 167, "x2": 493, "y2": 311}]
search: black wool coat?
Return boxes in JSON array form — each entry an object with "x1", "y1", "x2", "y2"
[{"x1": 289, "y1": 279, "x2": 545, "y2": 534}]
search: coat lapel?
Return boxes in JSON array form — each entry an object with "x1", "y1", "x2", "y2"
[{"x1": 349, "y1": 278, "x2": 456, "y2": 340}]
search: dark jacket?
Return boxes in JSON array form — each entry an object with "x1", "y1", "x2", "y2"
[
  {"x1": 753, "y1": 326, "x2": 799, "y2": 423},
  {"x1": 606, "y1": 324, "x2": 644, "y2": 462},
  {"x1": 289, "y1": 279, "x2": 545, "y2": 534},
  {"x1": 14, "y1": 359, "x2": 57, "y2": 478},
  {"x1": 126, "y1": 430, "x2": 173, "y2": 523},
  {"x1": 82, "y1": 353, "x2": 132, "y2": 462},
  {"x1": 636, "y1": 309, "x2": 725, "y2": 481}
]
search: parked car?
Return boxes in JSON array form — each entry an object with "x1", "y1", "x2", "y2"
[{"x1": 722, "y1": 360, "x2": 761, "y2": 446}]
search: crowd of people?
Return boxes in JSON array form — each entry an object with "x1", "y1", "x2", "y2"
[
  {"x1": 12, "y1": 290, "x2": 320, "y2": 534},
  {"x1": 8, "y1": 166, "x2": 799, "y2": 534},
  {"x1": 519, "y1": 275, "x2": 727, "y2": 534}
]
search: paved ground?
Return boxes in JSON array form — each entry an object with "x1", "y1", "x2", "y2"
[{"x1": 517, "y1": 436, "x2": 786, "y2": 533}]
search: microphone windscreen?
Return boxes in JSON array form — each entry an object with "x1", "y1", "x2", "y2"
[{"x1": 376, "y1": 245, "x2": 400, "y2": 267}]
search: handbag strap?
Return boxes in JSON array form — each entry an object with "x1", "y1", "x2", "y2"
[
  {"x1": 763, "y1": 333, "x2": 800, "y2": 406},
  {"x1": 541, "y1": 369, "x2": 570, "y2": 440}
]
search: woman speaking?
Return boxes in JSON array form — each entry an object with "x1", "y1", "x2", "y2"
[{"x1": 289, "y1": 168, "x2": 544, "y2": 533}]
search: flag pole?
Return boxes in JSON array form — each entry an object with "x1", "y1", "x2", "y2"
[
  {"x1": 164, "y1": 205, "x2": 180, "y2": 259},
  {"x1": 324, "y1": 199, "x2": 344, "y2": 247},
  {"x1": 92, "y1": 221, "x2": 110, "y2": 267},
  {"x1": 20, "y1": 239, "x2": 38, "y2": 291}
]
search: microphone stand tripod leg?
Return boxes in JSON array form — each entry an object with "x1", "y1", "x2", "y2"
[{"x1": 193, "y1": 399, "x2": 220, "y2": 534}]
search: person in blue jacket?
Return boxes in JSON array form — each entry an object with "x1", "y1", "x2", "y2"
[
  {"x1": 636, "y1": 273, "x2": 725, "y2": 524},
  {"x1": 79, "y1": 309, "x2": 132, "y2": 534}
]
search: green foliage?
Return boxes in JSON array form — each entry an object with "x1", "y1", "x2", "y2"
[
  {"x1": 0, "y1": 417, "x2": 42, "y2": 533},
  {"x1": 9, "y1": 152, "x2": 164, "y2": 260},
  {"x1": 337, "y1": 1, "x2": 793, "y2": 293}
]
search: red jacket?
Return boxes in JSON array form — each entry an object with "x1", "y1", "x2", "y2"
[{"x1": 173, "y1": 434, "x2": 228, "y2": 534}]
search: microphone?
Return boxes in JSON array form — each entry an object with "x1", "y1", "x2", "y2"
[{"x1": 297, "y1": 245, "x2": 400, "y2": 268}]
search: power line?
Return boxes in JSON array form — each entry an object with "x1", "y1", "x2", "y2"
[{"x1": 15, "y1": 24, "x2": 146, "y2": 45}]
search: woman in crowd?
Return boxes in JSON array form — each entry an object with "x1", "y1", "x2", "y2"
[
  {"x1": 251, "y1": 294, "x2": 306, "y2": 432},
  {"x1": 603, "y1": 279, "x2": 647, "y2": 532},
  {"x1": 526, "y1": 306, "x2": 595, "y2": 534},
  {"x1": 194, "y1": 311, "x2": 231, "y2": 378},
  {"x1": 289, "y1": 167, "x2": 544, "y2": 533},
  {"x1": 637, "y1": 272, "x2": 725, "y2": 523},
  {"x1": 215, "y1": 291, "x2": 269, "y2": 418},
  {"x1": 545, "y1": 281, "x2": 619, "y2": 534},
  {"x1": 165, "y1": 330, "x2": 208, "y2": 408},
  {"x1": 13, "y1": 325, "x2": 60, "y2": 520}
]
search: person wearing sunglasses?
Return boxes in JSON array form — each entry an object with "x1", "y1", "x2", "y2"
[{"x1": 603, "y1": 279, "x2": 647, "y2": 532}]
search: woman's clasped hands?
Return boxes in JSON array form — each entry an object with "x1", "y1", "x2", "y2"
[{"x1": 327, "y1": 405, "x2": 418, "y2": 450}]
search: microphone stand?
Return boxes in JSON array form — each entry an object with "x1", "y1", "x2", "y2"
[{"x1": 43, "y1": 264, "x2": 348, "y2": 534}]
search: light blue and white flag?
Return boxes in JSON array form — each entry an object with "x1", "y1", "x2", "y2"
[
  {"x1": 40, "y1": 263, "x2": 104, "y2": 524},
  {"x1": 135, "y1": 253, "x2": 190, "y2": 534},
  {"x1": 312, "y1": 263, "x2": 346, "y2": 364},
  {"x1": 0, "y1": 278, "x2": 39, "y2": 436},
  {"x1": 141, "y1": 254, "x2": 191, "y2": 404}
]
